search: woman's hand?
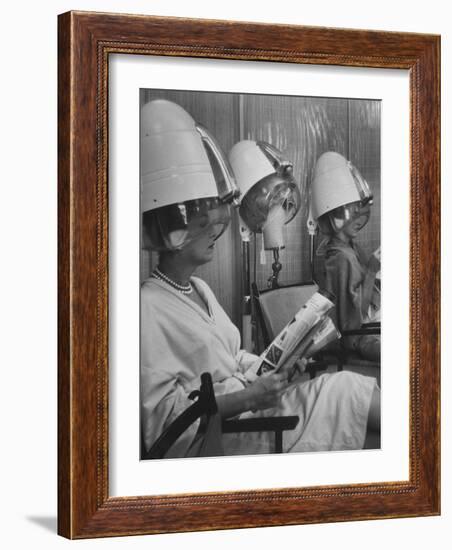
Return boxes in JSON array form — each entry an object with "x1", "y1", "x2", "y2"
[
  {"x1": 246, "y1": 372, "x2": 290, "y2": 412},
  {"x1": 216, "y1": 372, "x2": 290, "y2": 419},
  {"x1": 361, "y1": 247, "x2": 380, "y2": 317},
  {"x1": 368, "y1": 247, "x2": 381, "y2": 273}
]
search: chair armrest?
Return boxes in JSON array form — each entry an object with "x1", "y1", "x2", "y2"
[
  {"x1": 222, "y1": 416, "x2": 299, "y2": 434},
  {"x1": 343, "y1": 325, "x2": 380, "y2": 336}
]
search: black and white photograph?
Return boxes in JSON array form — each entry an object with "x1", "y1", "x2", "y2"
[
  {"x1": 1, "y1": 0, "x2": 446, "y2": 546},
  {"x1": 140, "y1": 89, "x2": 382, "y2": 460}
]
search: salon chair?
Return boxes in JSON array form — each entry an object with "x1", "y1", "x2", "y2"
[
  {"x1": 142, "y1": 372, "x2": 299, "y2": 459},
  {"x1": 251, "y1": 282, "x2": 332, "y2": 380},
  {"x1": 252, "y1": 282, "x2": 380, "y2": 384}
]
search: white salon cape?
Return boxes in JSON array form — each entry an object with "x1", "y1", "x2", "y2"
[{"x1": 141, "y1": 276, "x2": 377, "y2": 457}]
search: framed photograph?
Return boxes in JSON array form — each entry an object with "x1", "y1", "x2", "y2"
[{"x1": 58, "y1": 11, "x2": 440, "y2": 538}]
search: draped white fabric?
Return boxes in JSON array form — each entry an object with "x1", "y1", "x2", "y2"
[{"x1": 141, "y1": 276, "x2": 376, "y2": 457}]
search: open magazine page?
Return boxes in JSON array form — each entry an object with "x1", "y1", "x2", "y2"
[{"x1": 245, "y1": 291, "x2": 340, "y2": 380}]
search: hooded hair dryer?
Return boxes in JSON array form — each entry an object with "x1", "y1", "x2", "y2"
[{"x1": 229, "y1": 140, "x2": 301, "y2": 288}]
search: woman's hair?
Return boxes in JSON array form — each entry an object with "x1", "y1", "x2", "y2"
[
  {"x1": 142, "y1": 210, "x2": 156, "y2": 250},
  {"x1": 318, "y1": 199, "x2": 372, "y2": 236},
  {"x1": 317, "y1": 211, "x2": 335, "y2": 236},
  {"x1": 142, "y1": 207, "x2": 186, "y2": 252}
]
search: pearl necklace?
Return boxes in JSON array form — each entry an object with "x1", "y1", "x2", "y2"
[{"x1": 152, "y1": 267, "x2": 193, "y2": 295}]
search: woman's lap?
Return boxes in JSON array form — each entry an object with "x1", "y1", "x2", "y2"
[{"x1": 222, "y1": 371, "x2": 377, "y2": 456}]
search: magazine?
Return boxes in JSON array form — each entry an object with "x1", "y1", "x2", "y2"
[{"x1": 247, "y1": 291, "x2": 340, "y2": 380}]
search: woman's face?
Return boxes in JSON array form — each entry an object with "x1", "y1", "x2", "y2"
[
  {"x1": 176, "y1": 215, "x2": 223, "y2": 267},
  {"x1": 333, "y1": 199, "x2": 372, "y2": 240},
  {"x1": 342, "y1": 212, "x2": 370, "y2": 239}
]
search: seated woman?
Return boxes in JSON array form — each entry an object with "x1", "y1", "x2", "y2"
[
  {"x1": 311, "y1": 152, "x2": 381, "y2": 362},
  {"x1": 140, "y1": 99, "x2": 380, "y2": 458}
]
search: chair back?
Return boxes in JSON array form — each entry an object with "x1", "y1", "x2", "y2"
[
  {"x1": 142, "y1": 372, "x2": 223, "y2": 459},
  {"x1": 255, "y1": 283, "x2": 319, "y2": 344},
  {"x1": 142, "y1": 371, "x2": 300, "y2": 458}
]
